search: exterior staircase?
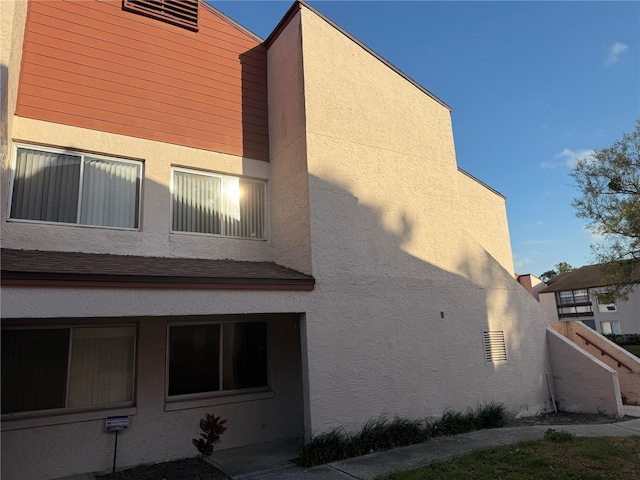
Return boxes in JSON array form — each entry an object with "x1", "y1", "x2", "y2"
[{"x1": 547, "y1": 321, "x2": 640, "y2": 417}]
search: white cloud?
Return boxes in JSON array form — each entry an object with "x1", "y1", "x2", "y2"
[
  {"x1": 604, "y1": 42, "x2": 629, "y2": 67},
  {"x1": 583, "y1": 224, "x2": 606, "y2": 243},
  {"x1": 513, "y1": 254, "x2": 534, "y2": 270},
  {"x1": 524, "y1": 220, "x2": 545, "y2": 229},
  {"x1": 540, "y1": 149, "x2": 594, "y2": 169},
  {"x1": 519, "y1": 239, "x2": 557, "y2": 246}
]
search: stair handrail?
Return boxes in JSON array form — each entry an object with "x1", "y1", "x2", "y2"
[{"x1": 575, "y1": 332, "x2": 633, "y2": 372}]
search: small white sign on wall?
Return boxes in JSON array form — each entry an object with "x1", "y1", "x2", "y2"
[{"x1": 105, "y1": 415, "x2": 129, "y2": 432}]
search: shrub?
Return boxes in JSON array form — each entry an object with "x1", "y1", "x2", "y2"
[
  {"x1": 298, "y1": 402, "x2": 507, "y2": 467},
  {"x1": 192, "y1": 413, "x2": 228, "y2": 456},
  {"x1": 544, "y1": 428, "x2": 574, "y2": 442},
  {"x1": 431, "y1": 410, "x2": 475, "y2": 436},
  {"x1": 472, "y1": 401, "x2": 507, "y2": 429},
  {"x1": 605, "y1": 333, "x2": 640, "y2": 346},
  {"x1": 298, "y1": 429, "x2": 351, "y2": 467}
]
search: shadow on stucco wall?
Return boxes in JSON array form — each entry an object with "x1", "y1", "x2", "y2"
[
  {"x1": 1, "y1": 63, "x2": 8, "y2": 161},
  {"x1": 301, "y1": 173, "x2": 552, "y2": 430},
  {"x1": 0, "y1": 155, "x2": 553, "y2": 478},
  {"x1": 240, "y1": 46, "x2": 269, "y2": 161}
]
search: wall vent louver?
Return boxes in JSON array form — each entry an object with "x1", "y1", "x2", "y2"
[
  {"x1": 482, "y1": 331, "x2": 507, "y2": 363},
  {"x1": 123, "y1": 0, "x2": 199, "y2": 31}
]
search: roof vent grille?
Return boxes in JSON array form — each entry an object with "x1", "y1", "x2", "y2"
[
  {"x1": 482, "y1": 331, "x2": 507, "y2": 364},
  {"x1": 123, "y1": 0, "x2": 199, "y2": 31}
]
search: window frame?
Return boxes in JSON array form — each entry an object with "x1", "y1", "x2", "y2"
[
  {"x1": 7, "y1": 144, "x2": 143, "y2": 231},
  {"x1": 556, "y1": 289, "x2": 593, "y2": 318},
  {"x1": 169, "y1": 166, "x2": 268, "y2": 240},
  {"x1": 165, "y1": 319, "x2": 270, "y2": 402},
  {"x1": 595, "y1": 290, "x2": 618, "y2": 313},
  {"x1": 601, "y1": 321, "x2": 622, "y2": 335},
  {"x1": 1, "y1": 324, "x2": 137, "y2": 419}
]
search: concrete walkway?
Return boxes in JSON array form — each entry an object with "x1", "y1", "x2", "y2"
[{"x1": 208, "y1": 418, "x2": 640, "y2": 480}]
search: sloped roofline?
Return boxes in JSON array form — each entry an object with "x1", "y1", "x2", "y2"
[
  {"x1": 202, "y1": 1, "x2": 265, "y2": 42},
  {"x1": 458, "y1": 167, "x2": 506, "y2": 200},
  {"x1": 265, "y1": 1, "x2": 452, "y2": 111},
  {"x1": 539, "y1": 262, "x2": 640, "y2": 294}
]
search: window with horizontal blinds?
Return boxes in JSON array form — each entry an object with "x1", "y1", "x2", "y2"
[
  {"x1": 171, "y1": 168, "x2": 266, "y2": 239},
  {"x1": 9, "y1": 147, "x2": 142, "y2": 229},
  {"x1": 123, "y1": 0, "x2": 199, "y2": 31}
]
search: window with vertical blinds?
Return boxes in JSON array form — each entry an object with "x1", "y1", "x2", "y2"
[
  {"x1": 171, "y1": 167, "x2": 266, "y2": 239},
  {"x1": 9, "y1": 146, "x2": 142, "y2": 229},
  {"x1": 1, "y1": 326, "x2": 136, "y2": 415}
]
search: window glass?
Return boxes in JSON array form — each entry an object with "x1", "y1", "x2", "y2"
[
  {"x1": 10, "y1": 149, "x2": 81, "y2": 223},
  {"x1": 80, "y1": 158, "x2": 141, "y2": 228},
  {"x1": 601, "y1": 321, "x2": 622, "y2": 335},
  {"x1": 1, "y1": 329, "x2": 69, "y2": 414},
  {"x1": 573, "y1": 289, "x2": 589, "y2": 303},
  {"x1": 172, "y1": 168, "x2": 266, "y2": 239},
  {"x1": 168, "y1": 324, "x2": 220, "y2": 396},
  {"x1": 68, "y1": 327, "x2": 136, "y2": 407},
  {"x1": 223, "y1": 322, "x2": 268, "y2": 390},
  {"x1": 596, "y1": 291, "x2": 617, "y2": 313},
  {"x1": 168, "y1": 321, "x2": 268, "y2": 397},
  {"x1": 1, "y1": 326, "x2": 135, "y2": 415},
  {"x1": 10, "y1": 147, "x2": 141, "y2": 229},
  {"x1": 558, "y1": 291, "x2": 574, "y2": 304}
]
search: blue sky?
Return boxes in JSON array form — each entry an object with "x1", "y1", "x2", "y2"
[{"x1": 214, "y1": 1, "x2": 640, "y2": 277}]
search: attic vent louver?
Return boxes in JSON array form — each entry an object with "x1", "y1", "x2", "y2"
[
  {"x1": 482, "y1": 331, "x2": 507, "y2": 364},
  {"x1": 123, "y1": 0, "x2": 199, "y2": 31}
]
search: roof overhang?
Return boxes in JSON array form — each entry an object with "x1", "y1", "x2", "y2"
[{"x1": 1, "y1": 249, "x2": 315, "y2": 291}]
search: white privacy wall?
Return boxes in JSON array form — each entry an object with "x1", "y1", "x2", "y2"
[{"x1": 546, "y1": 328, "x2": 623, "y2": 416}]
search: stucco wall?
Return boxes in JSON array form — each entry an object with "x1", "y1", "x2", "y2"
[
  {"x1": 596, "y1": 286, "x2": 640, "y2": 334},
  {"x1": 457, "y1": 170, "x2": 514, "y2": 273},
  {"x1": 2, "y1": 117, "x2": 273, "y2": 262},
  {"x1": 1, "y1": 0, "x2": 27, "y2": 186},
  {"x1": 287, "y1": 5, "x2": 552, "y2": 432},
  {"x1": 267, "y1": 9, "x2": 312, "y2": 275},
  {"x1": 546, "y1": 327, "x2": 623, "y2": 416},
  {"x1": 552, "y1": 321, "x2": 640, "y2": 405},
  {"x1": 1, "y1": 313, "x2": 304, "y2": 480},
  {"x1": 539, "y1": 292, "x2": 559, "y2": 321}
]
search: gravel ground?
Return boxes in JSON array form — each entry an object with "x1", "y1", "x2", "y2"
[
  {"x1": 96, "y1": 457, "x2": 230, "y2": 480},
  {"x1": 96, "y1": 412, "x2": 633, "y2": 480}
]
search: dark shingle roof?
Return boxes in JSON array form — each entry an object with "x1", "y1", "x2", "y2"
[
  {"x1": 1, "y1": 249, "x2": 315, "y2": 290},
  {"x1": 539, "y1": 263, "x2": 639, "y2": 294}
]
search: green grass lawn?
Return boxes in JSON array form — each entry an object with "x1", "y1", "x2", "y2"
[
  {"x1": 378, "y1": 436, "x2": 640, "y2": 480},
  {"x1": 622, "y1": 345, "x2": 640, "y2": 358}
]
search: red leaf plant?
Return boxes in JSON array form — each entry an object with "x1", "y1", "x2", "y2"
[{"x1": 192, "y1": 413, "x2": 228, "y2": 456}]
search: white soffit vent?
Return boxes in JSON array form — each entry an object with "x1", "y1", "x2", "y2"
[{"x1": 482, "y1": 331, "x2": 507, "y2": 364}]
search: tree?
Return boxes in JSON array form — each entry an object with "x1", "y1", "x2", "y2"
[
  {"x1": 570, "y1": 120, "x2": 640, "y2": 297},
  {"x1": 539, "y1": 262, "x2": 575, "y2": 282}
]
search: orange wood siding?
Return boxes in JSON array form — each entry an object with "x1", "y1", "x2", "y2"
[{"x1": 16, "y1": 0, "x2": 269, "y2": 161}]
